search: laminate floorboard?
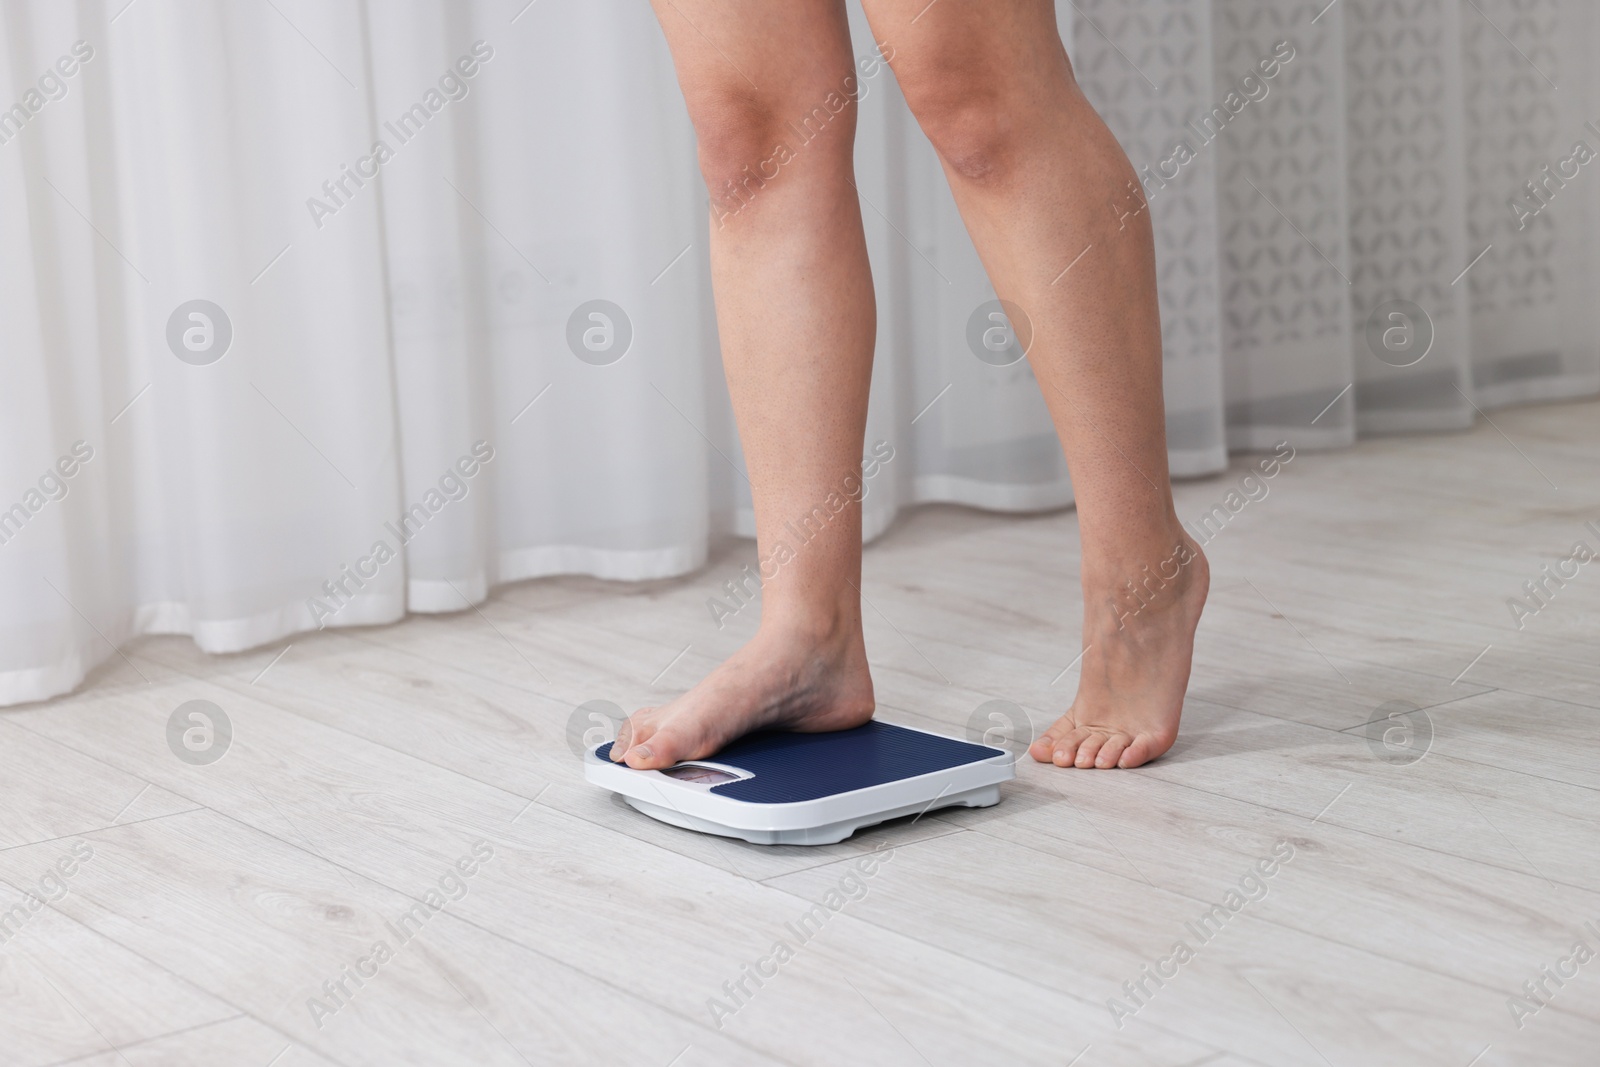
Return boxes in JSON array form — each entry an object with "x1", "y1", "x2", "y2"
[{"x1": 4, "y1": 399, "x2": 1599, "y2": 1064}]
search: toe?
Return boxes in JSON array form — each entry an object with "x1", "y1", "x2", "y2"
[
  {"x1": 623, "y1": 720, "x2": 694, "y2": 770},
  {"x1": 1052, "y1": 728, "x2": 1089, "y2": 767},
  {"x1": 1094, "y1": 735, "x2": 1130, "y2": 769},
  {"x1": 611, "y1": 710, "x2": 657, "y2": 762},
  {"x1": 1030, "y1": 724, "x2": 1070, "y2": 763},
  {"x1": 1117, "y1": 733, "x2": 1168, "y2": 768},
  {"x1": 623, "y1": 743, "x2": 659, "y2": 769},
  {"x1": 1117, "y1": 735, "x2": 1153, "y2": 768},
  {"x1": 1074, "y1": 733, "x2": 1107, "y2": 768},
  {"x1": 1126, "y1": 725, "x2": 1183, "y2": 767},
  {"x1": 609, "y1": 717, "x2": 634, "y2": 761},
  {"x1": 1031, "y1": 716, "x2": 1074, "y2": 764}
]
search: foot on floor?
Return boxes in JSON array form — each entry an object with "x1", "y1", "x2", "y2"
[{"x1": 1029, "y1": 533, "x2": 1209, "y2": 769}]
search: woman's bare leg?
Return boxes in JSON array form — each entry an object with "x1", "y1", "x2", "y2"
[
  {"x1": 862, "y1": 0, "x2": 1207, "y2": 768},
  {"x1": 612, "y1": 0, "x2": 877, "y2": 769}
]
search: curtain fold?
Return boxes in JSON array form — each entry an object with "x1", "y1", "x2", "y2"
[{"x1": 1, "y1": 0, "x2": 1595, "y2": 706}]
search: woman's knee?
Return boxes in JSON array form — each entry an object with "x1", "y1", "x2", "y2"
[
  {"x1": 690, "y1": 92, "x2": 794, "y2": 202},
  {"x1": 894, "y1": 48, "x2": 1072, "y2": 183},
  {"x1": 682, "y1": 78, "x2": 858, "y2": 216}
]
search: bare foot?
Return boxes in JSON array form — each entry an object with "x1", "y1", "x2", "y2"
[
  {"x1": 610, "y1": 616, "x2": 875, "y2": 770},
  {"x1": 1029, "y1": 532, "x2": 1209, "y2": 769}
]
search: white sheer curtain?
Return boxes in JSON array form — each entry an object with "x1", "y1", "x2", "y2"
[{"x1": 2, "y1": 0, "x2": 1595, "y2": 706}]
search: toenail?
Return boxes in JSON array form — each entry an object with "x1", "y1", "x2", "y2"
[{"x1": 631, "y1": 744, "x2": 653, "y2": 762}]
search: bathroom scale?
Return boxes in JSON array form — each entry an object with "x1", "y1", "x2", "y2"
[{"x1": 585, "y1": 720, "x2": 1014, "y2": 845}]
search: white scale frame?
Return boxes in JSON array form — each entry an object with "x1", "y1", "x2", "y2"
[{"x1": 585, "y1": 725, "x2": 1016, "y2": 846}]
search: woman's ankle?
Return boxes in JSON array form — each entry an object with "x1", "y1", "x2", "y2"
[
  {"x1": 1081, "y1": 520, "x2": 1198, "y2": 584},
  {"x1": 756, "y1": 595, "x2": 863, "y2": 646}
]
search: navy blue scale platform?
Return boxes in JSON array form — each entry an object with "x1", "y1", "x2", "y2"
[{"x1": 587, "y1": 720, "x2": 1014, "y2": 846}]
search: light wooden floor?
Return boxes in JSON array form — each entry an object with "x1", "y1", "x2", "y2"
[{"x1": 4, "y1": 399, "x2": 1600, "y2": 1067}]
